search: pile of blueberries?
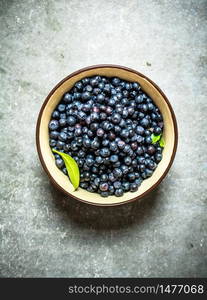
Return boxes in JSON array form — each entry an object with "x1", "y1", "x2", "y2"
[{"x1": 49, "y1": 76, "x2": 164, "y2": 197}]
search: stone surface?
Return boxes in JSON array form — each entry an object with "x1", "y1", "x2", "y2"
[{"x1": 0, "y1": 0, "x2": 207, "y2": 277}]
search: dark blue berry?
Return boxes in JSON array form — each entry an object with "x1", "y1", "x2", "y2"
[
  {"x1": 50, "y1": 139, "x2": 56, "y2": 147},
  {"x1": 55, "y1": 158, "x2": 64, "y2": 169},
  {"x1": 100, "y1": 148, "x2": 110, "y2": 157},
  {"x1": 57, "y1": 104, "x2": 66, "y2": 112},
  {"x1": 49, "y1": 120, "x2": 59, "y2": 130},
  {"x1": 99, "y1": 182, "x2": 109, "y2": 191},
  {"x1": 130, "y1": 183, "x2": 138, "y2": 192},
  {"x1": 115, "y1": 188, "x2": 123, "y2": 197},
  {"x1": 58, "y1": 132, "x2": 67, "y2": 141},
  {"x1": 154, "y1": 126, "x2": 162, "y2": 135},
  {"x1": 67, "y1": 116, "x2": 76, "y2": 126},
  {"x1": 81, "y1": 91, "x2": 91, "y2": 101}
]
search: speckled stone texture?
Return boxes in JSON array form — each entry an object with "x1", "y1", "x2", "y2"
[{"x1": 0, "y1": 0, "x2": 207, "y2": 278}]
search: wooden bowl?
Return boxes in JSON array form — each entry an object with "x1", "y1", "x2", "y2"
[{"x1": 36, "y1": 65, "x2": 178, "y2": 206}]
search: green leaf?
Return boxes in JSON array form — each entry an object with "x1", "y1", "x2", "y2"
[
  {"x1": 151, "y1": 133, "x2": 161, "y2": 144},
  {"x1": 159, "y1": 137, "x2": 165, "y2": 148},
  {"x1": 52, "y1": 149, "x2": 80, "y2": 190}
]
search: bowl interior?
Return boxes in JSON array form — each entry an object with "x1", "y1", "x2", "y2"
[{"x1": 37, "y1": 66, "x2": 176, "y2": 205}]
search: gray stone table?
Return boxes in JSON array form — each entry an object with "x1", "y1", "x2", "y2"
[{"x1": 0, "y1": 0, "x2": 206, "y2": 277}]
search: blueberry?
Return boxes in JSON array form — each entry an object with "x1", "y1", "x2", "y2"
[
  {"x1": 82, "y1": 78, "x2": 90, "y2": 85},
  {"x1": 97, "y1": 94, "x2": 105, "y2": 103},
  {"x1": 55, "y1": 158, "x2": 64, "y2": 169},
  {"x1": 49, "y1": 75, "x2": 165, "y2": 197},
  {"x1": 102, "y1": 139, "x2": 110, "y2": 147},
  {"x1": 111, "y1": 113, "x2": 121, "y2": 124},
  {"x1": 91, "y1": 166, "x2": 99, "y2": 174},
  {"x1": 103, "y1": 84, "x2": 111, "y2": 93},
  {"x1": 98, "y1": 82, "x2": 104, "y2": 90},
  {"x1": 121, "y1": 165, "x2": 129, "y2": 175},
  {"x1": 105, "y1": 106, "x2": 113, "y2": 115},
  {"x1": 91, "y1": 112, "x2": 99, "y2": 122},
  {"x1": 140, "y1": 118, "x2": 149, "y2": 128},
  {"x1": 102, "y1": 121, "x2": 113, "y2": 131},
  {"x1": 120, "y1": 129, "x2": 129, "y2": 139},
  {"x1": 128, "y1": 173, "x2": 136, "y2": 181},
  {"x1": 155, "y1": 153, "x2": 162, "y2": 162},
  {"x1": 100, "y1": 112, "x2": 107, "y2": 120},
  {"x1": 67, "y1": 116, "x2": 76, "y2": 126},
  {"x1": 49, "y1": 120, "x2": 59, "y2": 130},
  {"x1": 87, "y1": 186, "x2": 96, "y2": 193},
  {"x1": 100, "y1": 148, "x2": 110, "y2": 157},
  {"x1": 135, "y1": 95, "x2": 144, "y2": 103},
  {"x1": 109, "y1": 141, "x2": 118, "y2": 152},
  {"x1": 96, "y1": 128, "x2": 104, "y2": 137},
  {"x1": 114, "y1": 126, "x2": 121, "y2": 134},
  {"x1": 109, "y1": 172, "x2": 116, "y2": 182},
  {"x1": 130, "y1": 183, "x2": 138, "y2": 192},
  {"x1": 99, "y1": 182, "x2": 109, "y2": 191},
  {"x1": 81, "y1": 91, "x2": 91, "y2": 101},
  {"x1": 108, "y1": 131, "x2": 116, "y2": 141},
  {"x1": 57, "y1": 104, "x2": 66, "y2": 112},
  {"x1": 58, "y1": 132, "x2": 67, "y2": 141},
  {"x1": 77, "y1": 111, "x2": 86, "y2": 121},
  {"x1": 109, "y1": 185, "x2": 115, "y2": 195},
  {"x1": 117, "y1": 140, "x2": 125, "y2": 149},
  {"x1": 52, "y1": 110, "x2": 60, "y2": 119},
  {"x1": 114, "y1": 181, "x2": 121, "y2": 189},
  {"x1": 123, "y1": 145, "x2": 131, "y2": 154},
  {"x1": 148, "y1": 160, "x2": 157, "y2": 170},
  {"x1": 115, "y1": 188, "x2": 123, "y2": 197},
  {"x1": 145, "y1": 169, "x2": 153, "y2": 177},
  {"x1": 74, "y1": 128, "x2": 82, "y2": 136},
  {"x1": 132, "y1": 159, "x2": 138, "y2": 168},
  {"x1": 110, "y1": 155, "x2": 118, "y2": 163},
  {"x1": 90, "y1": 78, "x2": 98, "y2": 87},
  {"x1": 85, "y1": 85, "x2": 93, "y2": 92},
  {"x1": 83, "y1": 138, "x2": 91, "y2": 148},
  {"x1": 100, "y1": 191, "x2": 109, "y2": 197},
  {"x1": 123, "y1": 182, "x2": 130, "y2": 192},
  {"x1": 132, "y1": 82, "x2": 140, "y2": 90},
  {"x1": 50, "y1": 130, "x2": 59, "y2": 139},
  {"x1": 67, "y1": 132, "x2": 74, "y2": 140},
  {"x1": 75, "y1": 81, "x2": 83, "y2": 90},
  {"x1": 124, "y1": 156, "x2": 132, "y2": 166},
  {"x1": 111, "y1": 77, "x2": 120, "y2": 86},
  {"x1": 90, "y1": 123, "x2": 99, "y2": 131},
  {"x1": 154, "y1": 126, "x2": 162, "y2": 135},
  {"x1": 100, "y1": 174, "x2": 108, "y2": 182},
  {"x1": 156, "y1": 146, "x2": 163, "y2": 153},
  {"x1": 113, "y1": 161, "x2": 121, "y2": 168},
  {"x1": 147, "y1": 145, "x2": 156, "y2": 155},
  {"x1": 86, "y1": 157, "x2": 94, "y2": 167},
  {"x1": 63, "y1": 93, "x2": 72, "y2": 103},
  {"x1": 91, "y1": 139, "x2": 100, "y2": 149},
  {"x1": 94, "y1": 178, "x2": 101, "y2": 186},
  {"x1": 113, "y1": 168, "x2": 122, "y2": 178},
  {"x1": 50, "y1": 139, "x2": 56, "y2": 147},
  {"x1": 136, "y1": 126, "x2": 145, "y2": 135},
  {"x1": 59, "y1": 118, "x2": 66, "y2": 127},
  {"x1": 80, "y1": 182, "x2": 89, "y2": 189},
  {"x1": 73, "y1": 92, "x2": 81, "y2": 100},
  {"x1": 145, "y1": 136, "x2": 152, "y2": 144},
  {"x1": 148, "y1": 103, "x2": 154, "y2": 111},
  {"x1": 56, "y1": 141, "x2": 65, "y2": 149},
  {"x1": 131, "y1": 142, "x2": 138, "y2": 150},
  {"x1": 71, "y1": 141, "x2": 78, "y2": 151}
]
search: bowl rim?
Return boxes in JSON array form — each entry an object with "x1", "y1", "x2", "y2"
[{"x1": 36, "y1": 64, "x2": 178, "y2": 206}]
